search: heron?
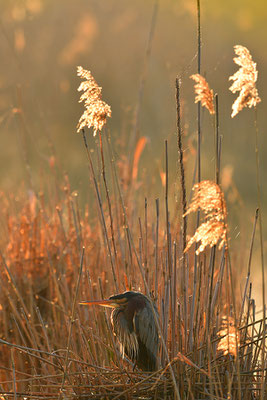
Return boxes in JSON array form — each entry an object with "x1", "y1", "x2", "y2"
[{"x1": 80, "y1": 291, "x2": 159, "y2": 371}]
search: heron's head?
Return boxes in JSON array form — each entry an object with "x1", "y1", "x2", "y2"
[{"x1": 80, "y1": 291, "x2": 140, "y2": 309}]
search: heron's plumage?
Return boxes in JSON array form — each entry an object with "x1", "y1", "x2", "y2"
[{"x1": 110, "y1": 291, "x2": 159, "y2": 371}]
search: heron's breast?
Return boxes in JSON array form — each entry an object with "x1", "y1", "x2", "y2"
[
  {"x1": 111, "y1": 309, "x2": 139, "y2": 359},
  {"x1": 111, "y1": 309, "x2": 134, "y2": 334}
]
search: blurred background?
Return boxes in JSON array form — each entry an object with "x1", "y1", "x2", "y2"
[{"x1": 0, "y1": 0, "x2": 267, "y2": 290}]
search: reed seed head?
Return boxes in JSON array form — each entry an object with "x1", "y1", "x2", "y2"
[
  {"x1": 184, "y1": 180, "x2": 227, "y2": 254},
  {"x1": 229, "y1": 45, "x2": 261, "y2": 118},
  {"x1": 217, "y1": 316, "x2": 239, "y2": 357},
  {"x1": 191, "y1": 74, "x2": 215, "y2": 115},
  {"x1": 77, "y1": 66, "x2": 111, "y2": 135},
  {"x1": 184, "y1": 180, "x2": 227, "y2": 219},
  {"x1": 185, "y1": 219, "x2": 226, "y2": 255}
]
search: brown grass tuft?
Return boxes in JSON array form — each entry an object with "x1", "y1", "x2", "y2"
[
  {"x1": 184, "y1": 180, "x2": 227, "y2": 254},
  {"x1": 190, "y1": 74, "x2": 215, "y2": 114},
  {"x1": 77, "y1": 66, "x2": 111, "y2": 135},
  {"x1": 229, "y1": 45, "x2": 261, "y2": 118}
]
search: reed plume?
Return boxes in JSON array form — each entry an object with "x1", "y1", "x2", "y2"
[
  {"x1": 229, "y1": 45, "x2": 261, "y2": 118},
  {"x1": 191, "y1": 74, "x2": 215, "y2": 114},
  {"x1": 217, "y1": 316, "x2": 239, "y2": 357},
  {"x1": 77, "y1": 66, "x2": 111, "y2": 135},
  {"x1": 184, "y1": 180, "x2": 227, "y2": 254}
]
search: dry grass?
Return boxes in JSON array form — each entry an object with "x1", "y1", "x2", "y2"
[
  {"x1": 0, "y1": 136, "x2": 265, "y2": 399},
  {"x1": 0, "y1": 19, "x2": 265, "y2": 400}
]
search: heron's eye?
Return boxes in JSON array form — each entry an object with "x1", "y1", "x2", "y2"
[
  {"x1": 116, "y1": 298, "x2": 128, "y2": 305},
  {"x1": 109, "y1": 296, "x2": 128, "y2": 306}
]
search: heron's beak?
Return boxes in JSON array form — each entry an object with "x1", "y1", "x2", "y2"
[{"x1": 79, "y1": 299, "x2": 121, "y2": 308}]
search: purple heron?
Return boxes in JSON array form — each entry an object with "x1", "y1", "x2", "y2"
[{"x1": 80, "y1": 291, "x2": 159, "y2": 371}]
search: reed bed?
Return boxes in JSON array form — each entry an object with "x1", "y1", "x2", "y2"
[
  {"x1": 0, "y1": 4, "x2": 266, "y2": 399},
  {"x1": 0, "y1": 129, "x2": 265, "y2": 399}
]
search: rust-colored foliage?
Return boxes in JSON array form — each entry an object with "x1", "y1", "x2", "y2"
[{"x1": 132, "y1": 136, "x2": 147, "y2": 181}]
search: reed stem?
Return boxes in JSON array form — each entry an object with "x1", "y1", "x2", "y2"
[{"x1": 254, "y1": 109, "x2": 266, "y2": 399}]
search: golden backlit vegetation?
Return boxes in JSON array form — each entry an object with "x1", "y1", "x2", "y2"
[
  {"x1": 0, "y1": 2, "x2": 266, "y2": 400},
  {"x1": 217, "y1": 316, "x2": 240, "y2": 357},
  {"x1": 77, "y1": 66, "x2": 111, "y2": 134},
  {"x1": 229, "y1": 45, "x2": 261, "y2": 117},
  {"x1": 190, "y1": 74, "x2": 215, "y2": 114},
  {"x1": 184, "y1": 180, "x2": 227, "y2": 254}
]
